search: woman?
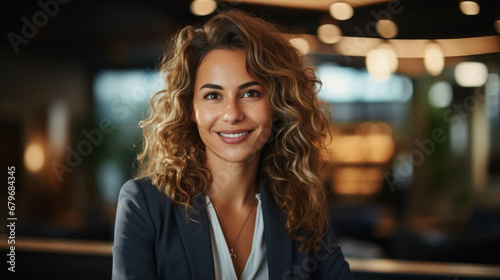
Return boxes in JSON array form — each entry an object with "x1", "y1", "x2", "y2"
[{"x1": 112, "y1": 10, "x2": 354, "y2": 280}]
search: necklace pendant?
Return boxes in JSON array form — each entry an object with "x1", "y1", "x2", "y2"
[{"x1": 230, "y1": 248, "x2": 236, "y2": 259}]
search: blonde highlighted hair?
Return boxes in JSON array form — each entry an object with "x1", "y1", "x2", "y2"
[{"x1": 137, "y1": 10, "x2": 331, "y2": 251}]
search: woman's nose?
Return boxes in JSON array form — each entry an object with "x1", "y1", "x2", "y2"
[{"x1": 223, "y1": 99, "x2": 244, "y2": 123}]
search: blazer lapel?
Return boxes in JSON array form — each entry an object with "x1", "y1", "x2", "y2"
[
  {"x1": 260, "y1": 182, "x2": 294, "y2": 279},
  {"x1": 173, "y1": 194, "x2": 215, "y2": 280}
]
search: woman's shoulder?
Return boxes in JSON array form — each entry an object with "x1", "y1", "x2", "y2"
[
  {"x1": 118, "y1": 176, "x2": 173, "y2": 208},
  {"x1": 120, "y1": 176, "x2": 157, "y2": 196}
]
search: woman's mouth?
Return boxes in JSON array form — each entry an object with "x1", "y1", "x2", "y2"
[
  {"x1": 218, "y1": 131, "x2": 249, "y2": 138},
  {"x1": 216, "y1": 130, "x2": 253, "y2": 144}
]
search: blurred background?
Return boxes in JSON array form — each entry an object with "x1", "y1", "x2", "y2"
[{"x1": 1, "y1": 0, "x2": 500, "y2": 279}]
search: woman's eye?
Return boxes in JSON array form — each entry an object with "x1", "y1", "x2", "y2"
[
  {"x1": 204, "y1": 92, "x2": 221, "y2": 100},
  {"x1": 242, "y1": 89, "x2": 260, "y2": 98}
]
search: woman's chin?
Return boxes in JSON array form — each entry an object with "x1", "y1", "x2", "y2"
[{"x1": 212, "y1": 150, "x2": 261, "y2": 164}]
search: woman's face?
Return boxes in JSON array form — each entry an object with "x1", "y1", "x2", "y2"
[{"x1": 192, "y1": 49, "x2": 273, "y2": 164}]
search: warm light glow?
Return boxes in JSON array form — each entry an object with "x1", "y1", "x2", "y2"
[
  {"x1": 495, "y1": 20, "x2": 500, "y2": 34},
  {"x1": 424, "y1": 43, "x2": 445, "y2": 76},
  {"x1": 454, "y1": 62, "x2": 488, "y2": 87},
  {"x1": 317, "y1": 24, "x2": 342, "y2": 44},
  {"x1": 460, "y1": 1, "x2": 480, "y2": 16},
  {"x1": 332, "y1": 167, "x2": 384, "y2": 195},
  {"x1": 331, "y1": 135, "x2": 367, "y2": 163},
  {"x1": 355, "y1": 122, "x2": 372, "y2": 135},
  {"x1": 24, "y1": 143, "x2": 45, "y2": 172},
  {"x1": 329, "y1": 2, "x2": 354, "y2": 21},
  {"x1": 367, "y1": 134, "x2": 394, "y2": 163},
  {"x1": 328, "y1": 122, "x2": 395, "y2": 164},
  {"x1": 333, "y1": 167, "x2": 361, "y2": 195},
  {"x1": 363, "y1": 168, "x2": 384, "y2": 194},
  {"x1": 378, "y1": 44, "x2": 398, "y2": 73},
  {"x1": 223, "y1": 0, "x2": 380, "y2": 10},
  {"x1": 428, "y1": 81, "x2": 453, "y2": 108},
  {"x1": 372, "y1": 122, "x2": 393, "y2": 135},
  {"x1": 364, "y1": 122, "x2": 394, "y2": 163},
  {"x1": 190, "y1": 0, "x2": 217, "y2": 16},
  {"x1": 332, "y1": 35, "x2": 500, "y2": 58},
  {"x1": 289, "y1": 37, "x2": 310, "y2": 54},
  {"x1": 376, "y1": 19, "x2": 398, "y2": 39},
  {"x1": 366, "y1": 43, "x2": 398, "y2": 82}
]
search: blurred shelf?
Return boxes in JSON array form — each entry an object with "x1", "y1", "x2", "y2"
[
  {"x1": 348, "y1": 257, "x2": 500, "y2": 278},
  {"x1": 1, "y1": 237, "x2": 499, "y2": 277},
  {"x1": 0, "y1": 237, "x2": 112, "y2": 256}
]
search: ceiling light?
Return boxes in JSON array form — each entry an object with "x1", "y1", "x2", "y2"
[
  {"x1": 329, "y1": 2, "x2": 354, "y2": 21},
  {"x1": 190, "y1": 0, "x2": 217, "y2": 16},
  {"x1": 331, "y1": 35, "x2": 500, "y2": 58},
  {"x1": 460, "y1": 1, "x2": 480, "y2": 16},
  {"x1": 366, "y1": 43, "x2": 398, "y2": 82},
  {"x1": 424, "y1": 43, "x2": 445, "y2": 76},
  {"x1": 317, "y1": 24, "x2": 342, "y2": 44},
  {"x1": 376, "y1": 19, "x2": 398, "y2": 39},
  {"x1": 454, "y1": 62, "x2": 488, "y2": 87}
]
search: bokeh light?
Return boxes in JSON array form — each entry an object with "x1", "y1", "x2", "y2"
[
  {"x1": 376, "y1": 19, "x2": 398, "y2": 39},
  {"x1": 317, "y1": 24, "x2": 342, "y2": 44},
  {"x1": 428, "y1": 81, "x2": 453, "y2": 108},
  {"x1": 366, "y1": 43, "x2": 398, "y2": 82},
  {"x1": 455, "y1": 62, "x2": 488, "y2": 87},
  {"x1": 190, "y1": 0, "x2": 217, "y2": 16},
  {"x1": 329, "y1": 2, "x2": 354, "y2": 21},
  {"x1": 424, "y1": 43, "x2": 445, "y2": 76},
  {"x1": 24, "y1": 142, "x2": 45, "y2": 173},
  {"x1": 460, "y1": 1, "x2": 480, "y2": 15}
]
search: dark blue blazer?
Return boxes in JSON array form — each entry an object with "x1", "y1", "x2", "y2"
[{"x1": 112, "y1": 177, "x2": 354, "y2": 279}]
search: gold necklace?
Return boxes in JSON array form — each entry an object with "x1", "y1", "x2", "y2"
[{"x1": 210, "y1": 197, "x2": 257, "y2": 260}]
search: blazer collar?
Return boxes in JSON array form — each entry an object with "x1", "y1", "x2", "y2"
[
  {"x1": 174, "y1": 182, "x2": 293, "y2": 280},
  {"x1": 259, "y1": 181, "x2": 294, "y2": 279},
  {"x1": 173, "y1": 194, "x2": 216, "y2": 280}
]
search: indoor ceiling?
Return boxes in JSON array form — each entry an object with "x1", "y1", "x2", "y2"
[
  {"x1": 2, "y1": 0, "x2": 499, "y2": 71},
  {"x1": 223, "y1": 0, "x2": 390, "y2": 10}
]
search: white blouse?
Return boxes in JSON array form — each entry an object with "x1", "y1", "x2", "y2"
[{"x1": 206, "y1": 194, "x2": 269, "y2": 280}]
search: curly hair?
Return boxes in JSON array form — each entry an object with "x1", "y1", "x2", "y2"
[{"x1": 137, "y1": 10, "x2": 331, "y2": 252}]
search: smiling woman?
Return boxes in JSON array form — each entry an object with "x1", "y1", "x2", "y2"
[
  {"x1": 193, "y1": 49, "x2": 273, "y2": 164},
  {"x1": 112, "y1": 9, "x2": 353, "y2": 280}
]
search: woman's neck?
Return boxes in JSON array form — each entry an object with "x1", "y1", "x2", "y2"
[{"x1": 205, "y1": 153, "x2": 260, "y2": 209}]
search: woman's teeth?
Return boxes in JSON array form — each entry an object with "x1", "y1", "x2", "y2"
[{"x1": 219, "y1": 132, "x2": 249, "y2": 138}]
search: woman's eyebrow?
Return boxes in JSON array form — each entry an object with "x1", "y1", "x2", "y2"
[
  {"x1": 199, "y1": 83, "x2": 223, "y2": 91},
  {"x1": 199, "y1": 81, "x2": 262, "y2": 91},
  {"x1": 238, "y1": 81, "x2": 262, "y2": 90}
]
